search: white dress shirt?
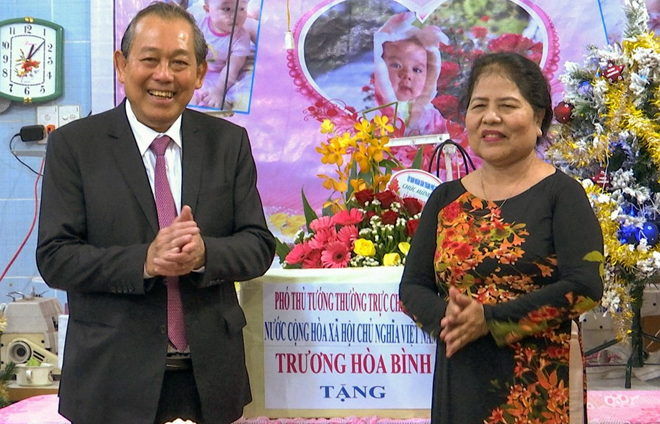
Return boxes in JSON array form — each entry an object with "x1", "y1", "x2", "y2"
[{"x1": 125, "y1": 100, "x2": 183, "y2": 213}]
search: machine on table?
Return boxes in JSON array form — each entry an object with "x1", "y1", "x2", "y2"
[{"x1": 0, "y1": 291, "x2": 63, "y2": 376}]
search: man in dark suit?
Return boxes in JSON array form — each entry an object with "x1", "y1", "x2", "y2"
[{"x1": 36, "y1": 3, "x2": 275, "y2": 424}]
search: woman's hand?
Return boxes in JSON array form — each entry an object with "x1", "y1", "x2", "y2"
[{"x1": 440, "y1": 287, "x2": 489, "y2": 358}]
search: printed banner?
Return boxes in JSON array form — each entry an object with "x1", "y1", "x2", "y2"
[
  {"x1": 92, "y1": 0, "x2": 631, "y2": 239},
  {"x1": 262, "y1": 279, "x2": 436, "y2": 409}
]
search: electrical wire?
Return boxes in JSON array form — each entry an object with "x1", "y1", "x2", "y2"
[
  {"x1": 0, "y1": 157, "x2": 45, "y2": 283},
  {"x1": 9, "y1": 133, "x2": 43, "y2": 176}
]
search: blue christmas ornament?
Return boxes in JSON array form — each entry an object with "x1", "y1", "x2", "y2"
[
  {"x1": 618, "y1": 225, "x2": 637, "y2": 244},
  {"x1": 635, "y1": 222, "x2": 659, "y2": 245},
  {"x1": 621, "y1": 204, "x2": 637, "y2": 217},
  {"x1": 578, "y1": 80, "x2": 592, "y2": 96}
]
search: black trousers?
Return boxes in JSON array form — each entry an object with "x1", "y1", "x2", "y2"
[{"x1": 153, "y1": 368, "x2": 204, "y2": 424}]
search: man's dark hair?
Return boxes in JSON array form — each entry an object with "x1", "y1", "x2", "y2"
[{"x1": 120, "y1": 1, "x2": 208, "y2": 65}]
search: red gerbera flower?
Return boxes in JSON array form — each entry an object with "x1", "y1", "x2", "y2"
[
  {"x1": 310, "y1": 216, "x2": 334, "y2": 232},
  {"x1": 337, "y1": 225, "x2": 358, "y2": 246},
  {"x1": 308, "y1": 227, "x2": 337, "y2": 250},
  {"x1": 285, "y1": 242, "x2": 308, "y2": 265},
  {"x1": 303, "y1": 248, "x2": 323, "y2": 268},
  {"x1": 321, "y1": 241, "x2": 350, "y2": 268},
  {"x1": 332, "y1": 209, "x2": 364, "y2": 226}
]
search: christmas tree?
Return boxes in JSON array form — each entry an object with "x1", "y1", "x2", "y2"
[{"x1": 547, "y1": 0, "x2": 660, "y2": 343}]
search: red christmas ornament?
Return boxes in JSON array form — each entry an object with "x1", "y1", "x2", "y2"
[
  {"x1": 592, "y1": 169, "x2": 609, "y2": 189},
  {"x1": 553, "y1": 101, "x2": 574, "y2": 124},
  {"x1": 604, "y1": 62, "x2": 625, "y2": 83}
]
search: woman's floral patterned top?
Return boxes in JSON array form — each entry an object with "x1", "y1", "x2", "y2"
[{"x1": 400, "y1": 170, "x2": 603, "y2": 424}]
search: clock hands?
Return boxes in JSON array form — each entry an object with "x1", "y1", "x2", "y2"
[{"x1": 27, "y1": 41, "x2": 44, "y2": 60}]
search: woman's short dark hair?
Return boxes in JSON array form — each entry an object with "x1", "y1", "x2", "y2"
[
  {"x1": 459, "y1": 52, "x2": 553, "y2": 144},
  {"x1": 120, "y1": 1, "x2": 208, "y2": 66}
]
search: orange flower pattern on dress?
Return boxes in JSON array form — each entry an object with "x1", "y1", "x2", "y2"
[{"x1": 431, "y1": 193, "x2": 600, "y2": 423}]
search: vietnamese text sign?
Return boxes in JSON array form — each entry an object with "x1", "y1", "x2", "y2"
[{"x1": 262, "y1": 279, "x2": 436, "y2": 409}]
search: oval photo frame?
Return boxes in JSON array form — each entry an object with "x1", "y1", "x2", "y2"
[{"x1": 288, "y1": 0, "x2": 560, "y2": 134}]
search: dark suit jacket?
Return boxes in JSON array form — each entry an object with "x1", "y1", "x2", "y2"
[{"x1": 36, "y1": 101, "x2": 275, "y2": 424}]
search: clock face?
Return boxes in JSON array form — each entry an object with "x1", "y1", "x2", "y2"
[{"x1": 0, "y1": 18, "x2": 63, "y2": 103}]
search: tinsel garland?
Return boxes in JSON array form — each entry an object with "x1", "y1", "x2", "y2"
[
  {"x1": 582, "y1": 182, "x2": 655, "y2": 270},
  {"x1": 549, "y1": 0, "x2": 660, "y2": 342},
  {"x1": 550, "y1": 126, "x2": 609, "y2": 168},
  {"x1": 621, "y1": 35, "x2": 660, "y2": 177},
  {"x1": 583, "y1": 182, "x2": 635, "y2": 339}
]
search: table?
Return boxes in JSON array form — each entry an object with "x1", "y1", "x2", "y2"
[
  {"x1": 7, "y1": 381, "x2": 59, "y2": 402},
  {"x1": 0, "y1": 392, "x2": 655, "y2": 424},
  {"x1": 0, "y1": 395, "x2": 432, "y2": 424},
  {"x1": 0, "y1": 394, "x2": 67, "y2": 423}
]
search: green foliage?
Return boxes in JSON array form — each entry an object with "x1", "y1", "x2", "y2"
[
  {"x1": 428, "y1": 0, "x2": 528, "y2": 34},
  {"x1": 0, "y1": 362, "x2": 16, "y2": 408},
  {"x1": 301, "y1": 189, "x2": 318, "y2": 233},
  {"x1": 411, "y1": 148, "x2": 424, "y2": 170},
  {"x1": 275, "y1": 238, "x2": 292, "y2": 266}
]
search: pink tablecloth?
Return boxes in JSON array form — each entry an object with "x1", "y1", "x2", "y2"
[
  {"x1": 0, "y1": 396, "x2": 429, "y2": 424},
  {"x1": 2, "y1": 392, "x2": 660, "y2": 424},
  {"x1": 0, "y1": 395, "x2": 67, "y2": 423},
  {"x1": 587, "y1": 391, "x2": 660, "y2": 424}
]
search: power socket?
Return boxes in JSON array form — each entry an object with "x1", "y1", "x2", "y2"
[
  {"x1": 58, "y1": 105, "x2": 80, "y2": 128},
  {"x1": 36, "y1": 105, "x2": 81, "y2": 144},
  {"x1": 37, "y1": 106, "x2": 58, "y2": 144}
]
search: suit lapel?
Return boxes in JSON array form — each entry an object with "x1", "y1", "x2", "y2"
[
  {"x1": 181, "y1": 110, "x2": 203, "y2": 213},
  {"x1": 107, "y1": 102, "x2": 160, "y2": 234}
]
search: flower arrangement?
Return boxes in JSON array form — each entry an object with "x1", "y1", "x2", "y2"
[
  {"x1": 547, "y1": 0, "x2": 660, "y2": 338},
  {"x1": 275, "y1": 114, "x2": 423, "y2": 268}
]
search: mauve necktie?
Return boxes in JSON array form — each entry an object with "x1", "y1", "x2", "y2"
[{"x1": 150, "y1": 135, "x2": 187, "y2": 351}]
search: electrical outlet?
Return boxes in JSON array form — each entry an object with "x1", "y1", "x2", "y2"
[
  {"x1": 37, "y1": 106, "x2": 58, "y2": 144},
  {"x1": 58, "y1": 105, "x2": 80, "y2": 128}
]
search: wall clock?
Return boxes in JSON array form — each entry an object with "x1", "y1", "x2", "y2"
[{"x1": 0, "y1": 17, "x2": 63, "y2": 103}]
